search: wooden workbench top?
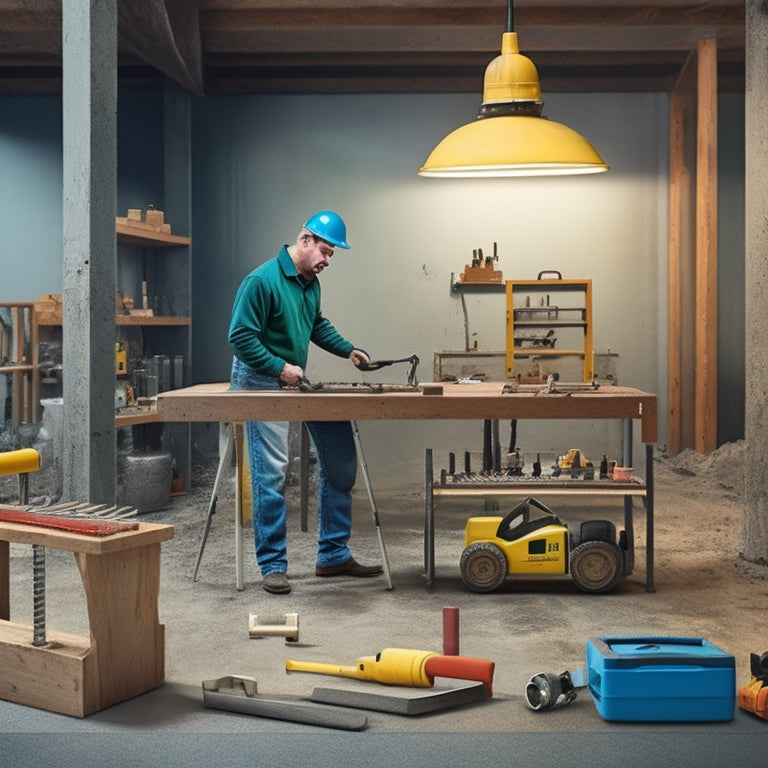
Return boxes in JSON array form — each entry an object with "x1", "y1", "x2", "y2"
[
  {"x1": 0, "y1": 518, "x2": 174, "y2": 555},
  {"x1": 156, "y1": 381, "x2": 658, "y2": 443}
]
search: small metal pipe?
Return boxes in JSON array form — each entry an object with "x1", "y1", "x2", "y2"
[{"x1": 32, "y1": 544, "x2": 46, "y2": 647}]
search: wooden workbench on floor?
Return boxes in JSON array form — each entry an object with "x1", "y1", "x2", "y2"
[
  {"x1": 0, "y1": 520, "x2": 174, "y2": 717},
  {"x1": 156, "y1": 382, "x2": 658, "y2": 590}
]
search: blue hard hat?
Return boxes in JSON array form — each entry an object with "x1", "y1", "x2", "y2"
[{"x1": 303, "y1": 210, "x2": 351, "y2": 249}]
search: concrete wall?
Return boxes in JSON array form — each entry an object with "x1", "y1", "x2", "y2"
[
  {"x1": 0, "y1": 89, "x2": 746, "y2": 489},
  {"x1": 191, "y1": 91, "x2": 670, "y2": 486}
]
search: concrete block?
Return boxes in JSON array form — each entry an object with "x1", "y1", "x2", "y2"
[{"x1": 117, "y1": 450, "x2": 172, "y2": 513}]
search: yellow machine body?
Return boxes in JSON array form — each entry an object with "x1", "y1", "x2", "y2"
[{"x1": 464, "y1": 517, "x2": 568, "y2": 575}]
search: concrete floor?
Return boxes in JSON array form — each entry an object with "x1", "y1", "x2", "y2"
[{"x1": 2, "y1": 448, "x2": 768, "y2": 766}]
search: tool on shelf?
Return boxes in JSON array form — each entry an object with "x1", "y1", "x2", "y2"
[{"x1": 456, "y1": 242, "x2": 503, "y2": 285}]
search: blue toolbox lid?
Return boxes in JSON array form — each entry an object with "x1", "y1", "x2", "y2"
[{"x1": 588, "y1": 637, "x2": 734, "y2": 668}]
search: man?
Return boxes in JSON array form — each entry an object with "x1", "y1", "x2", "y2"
[{"x1": 228, "y1": 210, "x2": 383, "y2": 594}]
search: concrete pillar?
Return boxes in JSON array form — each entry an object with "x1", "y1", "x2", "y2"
[
  {"x1": 743, "y1": 1, "x2": 768, "y2": 565},
  {"x1": 61, "y1": 0, "x2": 117, "y2": 504}
]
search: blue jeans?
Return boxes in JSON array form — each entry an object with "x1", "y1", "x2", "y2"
[{"x1": 230, "y1": 358, "x2": 356, "y2": 576}]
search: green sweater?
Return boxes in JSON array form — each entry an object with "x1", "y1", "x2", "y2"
[{"x1": 228, "y1": 246, "x2": 355, "y2": 378}]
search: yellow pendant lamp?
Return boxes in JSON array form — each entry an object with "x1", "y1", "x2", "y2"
[{"x1": 418, "y1": 2, "x2": 608, "y2": 178}]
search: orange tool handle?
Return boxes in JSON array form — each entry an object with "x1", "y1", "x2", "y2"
[{"x1": 424, "y1": 654, "x2": 495, "y2": 697}]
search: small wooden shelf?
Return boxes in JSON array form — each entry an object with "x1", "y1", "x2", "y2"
[
  {"x1": 506, "y1": 277, "x2": 594, "y2": 382},
  {"x1": 115, "y1": 315, "x2": 190, "y2": 327},
  {"x1": 116, "y1": 222, "x2": 191, "y2": 247},
  {"x1": 0, "y1": 364, "x2": 36, "y2": 373},
  {"x1": 115, "y1": 406, "x2": 161, "y2": 426}
]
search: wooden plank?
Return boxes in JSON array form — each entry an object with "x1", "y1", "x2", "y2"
[
  {"x1": 695, "y1": 37, "x2": 719, "y2": 454},
  {"x1": 0, "y1": 519, "x2": 173, "y2": 555},
  {"x1": 75, "y1": 543, "x2": 165, "y2": 712},
  {"x1": 116, "y1": 220, "x2": 190, "y2": 247},
  {"x1": 0, "y1": 621, "x2": 94, "y2": 718},
  {"x1": 668, "y1": 49, "x2": 698, "y2": 454},
  {"x1": 115, "y1": 315, "x2": 190, "y2": 326}
]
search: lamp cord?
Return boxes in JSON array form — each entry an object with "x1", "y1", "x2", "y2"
[{"x1": 507, "y1": 0, "x2": 514, "y2": 33}]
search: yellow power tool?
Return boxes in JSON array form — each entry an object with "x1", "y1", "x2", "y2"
[{"x1": 286, "y1": 647, "x2": 494, "y2": 696}]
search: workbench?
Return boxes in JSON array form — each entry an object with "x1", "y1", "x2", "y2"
[
  {"x1": 0, "y1": 519, "x2": 173, "y2": 716},
  {"x1": 156, "y1": 382, "x2": 657, "y2": 590},
  {"x1": 156, "y1": 382, "x2": 657, "y2": 439}
]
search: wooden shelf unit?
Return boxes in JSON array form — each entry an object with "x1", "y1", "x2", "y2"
[
  {"x1": 0, "y1": 302, "x2": 40, "y2": 428},
  {"x1": 115, "y1": 221, "x2": 190, "y2": 248},
  {"x1": 18, "y1": 220, "x2": 192, "y2": 484},
  {"x1": 506, "y1": 276, "x2": 594, "y2": 382},
  {"x1": 115, "y1": 219, "x2": 192, "y2": 486}
]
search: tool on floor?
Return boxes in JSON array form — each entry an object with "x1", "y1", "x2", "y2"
[
  {"x1": 308, "y1": 606, "x2": 491, "y2": 714},
  {"x1": 309, "y1": 679, "x2": 488, "y2": 716},
  {"x1": 525, "y1": 668, "x2": 586, "y2": 710},
  {"x1": 442, "y1": 605, "x2": 460, "y2": 656},
  {"x1": 738, "y1": 651, "x2": 768, "y2": 719},
  {"x1": 351, "y1": 419, "x2": 393, "y2": 590},
  {"x1": 202, "y1": 675, "x2": 368, "y2": 731},
  {"x1": 286, "y1": 647, "x2": 495, "y2": 696},
  {"x1": 248, "y1": 612, "x2": 299, "y2": 642}
]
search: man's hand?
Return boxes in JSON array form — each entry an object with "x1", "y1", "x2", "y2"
[
  {"x1": 280, "y1": 363, "x2": 304, "y2": 387},
  {"x1": 350, "y1": 348, "x2": 371, "y2": 368}
]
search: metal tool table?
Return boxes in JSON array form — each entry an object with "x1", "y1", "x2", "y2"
[{"x1": 424, "y1": 449, "x2": 654, "y2": 592}]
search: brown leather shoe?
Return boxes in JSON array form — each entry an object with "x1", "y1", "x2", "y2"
[
  {"x1": 315, "y1": 557, "x2": 383, "y2": 578},
  {"x1": 263, "y1": 572, "x2": 291, "y2": 594}
]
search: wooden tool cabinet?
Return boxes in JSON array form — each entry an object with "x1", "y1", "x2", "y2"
[{"x1": 506, "y1": 274, "x2": 594, "y2": 382}]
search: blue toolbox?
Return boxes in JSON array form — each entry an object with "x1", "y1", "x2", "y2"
[{"x1": 586, "y1": 636, "x2": 735, "y2": 722}]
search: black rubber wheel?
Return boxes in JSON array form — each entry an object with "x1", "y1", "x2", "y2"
[
  {"x1": 578, "y1": 519, "x2": 616, "y2": 545},
  {"x1": 460, "y1": 542, "x2": 508, "y2": 593},
  {"x1": 570, "y1": 539, "x2": 624, "y2": 593}
]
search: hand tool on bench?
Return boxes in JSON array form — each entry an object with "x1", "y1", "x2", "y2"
[
  {"x1": 354, "y1": 353, "x2": 420, "y2": 387},
  {"x1": 202, "y1": 675, "x2": 368, "y2": 730}
]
